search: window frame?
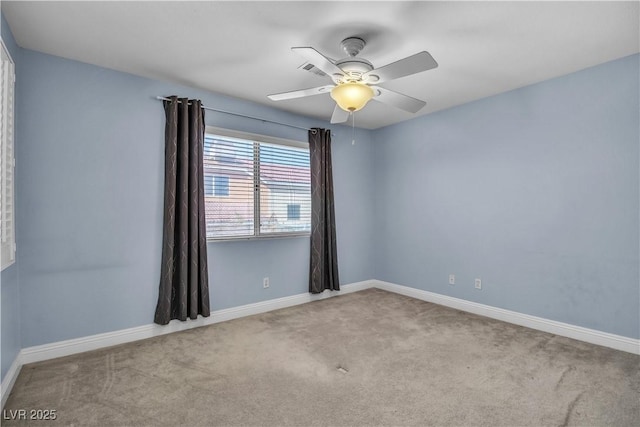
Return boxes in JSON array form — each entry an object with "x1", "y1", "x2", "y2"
[
  {"x1": 1, "y1": 39, "x2": 16, "y2": 271},
  {"x1": 205, "y1": 126, "x2": 311, "y2": 242}
]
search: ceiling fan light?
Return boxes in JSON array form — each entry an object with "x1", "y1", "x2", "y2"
[{"x1": 330, "y1": 82, "x2": 374, "y2": 112}]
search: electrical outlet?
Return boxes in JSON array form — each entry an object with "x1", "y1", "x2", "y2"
[
  {"x1": 263, "y1": 277, "x2": 270, "y2": 289},
  {"x1": 449, "y1": 274, "x2": 455, "y2": 285},
  {"x1": 474, "y1": 278, "x2": 482, "y2": 289}
]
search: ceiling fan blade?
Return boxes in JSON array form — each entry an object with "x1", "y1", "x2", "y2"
[
  {"x1": 291, "y1": 47, "x2": 345, "y2": 78},
  {"x1": 372, "y1": 86, "x2": 426, "y2": 113},
  {"x1": 267, "y1": 85, "x2": 334, "y2": 101},
  {"x1": 364, "y1": 51, "x2": 438, "y2": 84},
  {"x1": 330, "y1": 105, "x2": 350, "y2": 124}
]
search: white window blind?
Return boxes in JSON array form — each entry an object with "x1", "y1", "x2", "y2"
[
  {"x1": 258, "y1": 141, "x2": 310, "y2": 235},
  {"x1": 204, "y1": 128, "x2": 310, "y2": 240},
  {"x1": 0, "y1": 40, "x2": 15, "y2": 270}
]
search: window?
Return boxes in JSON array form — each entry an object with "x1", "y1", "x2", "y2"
[
  {"x1": 1, "y1": 40, "x2": 15, "y2": 270},
  {"x1": 204, "y1": 174, "x2": 214, "y2": 196},
  {"x1": 205, "y1": 174, "x2": 230, "y2": 197},
  {"x1": 213, "y1": 175, "x2": 229, "y2": 197},
  {"x1": 204, "y1": 127, "x2": 311, "y2": 240},
  {"x1": 287, "y1": 204, "x2": 301, "y2": 220}
]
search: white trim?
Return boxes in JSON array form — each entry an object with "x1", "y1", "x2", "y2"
[
  {"x1": 3, "y1": 278, "x2": 638, "y2": 409},
  {"x1": 0, "y1": 38, "x2": 16, "y2": 271},
  {"x1": 19, "y1": 280, "x2": 374, "y2": 366},
  {"x1": 1, "y1": 280, "x2": 372, "y2": 407},
  {"x1": 372, "y1": 280, "x2": 640, "y2": 355},
  {"x1": 1, "y1": 352, "x2": 22, "y2": 409}
]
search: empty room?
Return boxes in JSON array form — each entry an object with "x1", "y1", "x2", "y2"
[{"x1": 0, "y1": 1, "x2": 638, "y2": 426}]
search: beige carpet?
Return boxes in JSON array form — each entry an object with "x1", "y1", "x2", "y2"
[{"x1": 3, "y1": 288, "x2": 639, "y2": 426}]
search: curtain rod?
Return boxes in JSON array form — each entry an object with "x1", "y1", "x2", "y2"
[{"x1": 155, "y1": 96, "x2": 316, "y2": 133}]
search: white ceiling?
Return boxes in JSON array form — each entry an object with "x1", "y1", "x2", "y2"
[{"x1": 3, "y1": 1, "x2": 639, "y2": 129}]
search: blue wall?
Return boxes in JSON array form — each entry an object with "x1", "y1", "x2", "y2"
[
  {"x1": 14, "y1": 48, "x2": 374, "y2": 348},
  {"x1": 1, "y1": 14, "x2": 22, "y2": 381},
  {"x1": 373, "y1": 54, "x2": 639, "y2": 338}
]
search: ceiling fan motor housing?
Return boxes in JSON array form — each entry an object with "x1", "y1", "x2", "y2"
[
  {"x1": 334, "y1": 37, "x2": 378, "y2": 84},
  {"x1": 334, "y1": 58, "x2": 374, "y2": 83}
]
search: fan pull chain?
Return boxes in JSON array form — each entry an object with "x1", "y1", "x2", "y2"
[{"x1": 351, "y1": 111, "x2": 356, "y2": 145}]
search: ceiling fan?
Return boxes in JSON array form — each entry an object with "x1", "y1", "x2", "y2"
[{"x1": 267, "y1": 37, "x2": 438, "y2": 124}]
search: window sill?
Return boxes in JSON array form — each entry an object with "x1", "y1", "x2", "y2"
[{"x1": 207, "y1": 233, "x2": 310, "y2": 243}]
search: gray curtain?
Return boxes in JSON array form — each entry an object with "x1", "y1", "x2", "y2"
[
  {"x1": 154, "y1": 96, "x2": 210, "y2": 324},
  {"x1": 308, "y1": 128, "x2": 340, "y2": 293}
]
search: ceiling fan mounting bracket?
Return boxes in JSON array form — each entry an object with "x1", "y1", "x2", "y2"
[{"x1": 341, "y1": 37, "x2": 366, "y2": 57}]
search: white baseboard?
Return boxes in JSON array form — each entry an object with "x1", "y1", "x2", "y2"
[
  {"x1": 18, "y1": 279, "x2": 374, "y2": 367},
  {"x1": 3, "y1": 277, "x2": 637, "y2": 409},
  {"x1": 372, "y1": 280, "x2": 640, "y2": 355},
  {"x1": 1, "y1": 352, "x2": 22, "y2": 409},
  {"x1": 1, "y1": 279, "x2": 373, "y2": 409}
]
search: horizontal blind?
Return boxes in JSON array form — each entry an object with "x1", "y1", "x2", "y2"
[
  {"x1": 204, "y1": 134, "x2": 255, "y2": 239},
  {"x1": 204, "y1": 130, "x2": 311, "y2": 240},
  {"x1": 1, "y1": 41, "x2": 15, "y2": 269},
  {"x1": 258, "y1": 142, "x2": 310, "y2": 235}
]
